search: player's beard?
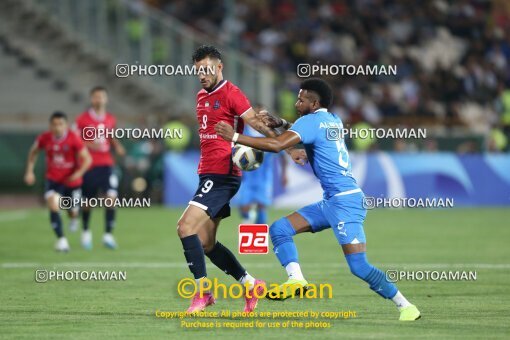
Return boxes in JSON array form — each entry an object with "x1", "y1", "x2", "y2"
[
  {"x1": 297, "y1": 108, "x2": 311, "y2": 117},
  {"x1": 92, "y1": 104, "x2": 105, "y2": 112},
  {"x1": 205, "y1": 75, "x2": 218, "y2": 91}
]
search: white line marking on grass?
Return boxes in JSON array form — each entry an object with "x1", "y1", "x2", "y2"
[
  {"x1": 0, "y1": 210, "x2": 29, "y2": 222},
  {"x1": 2, "y1": 262, "x2": 510, "y2": 269}
]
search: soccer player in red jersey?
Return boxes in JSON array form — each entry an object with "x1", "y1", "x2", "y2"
[
  {"x1": 178, "y1": 45, "x2": 307, "y2": 313},
  {"x1": 24, "y1": 112, "x2": 92, "y2": 252},
  {"x1": 75, "y1": 87, "x2": 126, "y2": 250}
]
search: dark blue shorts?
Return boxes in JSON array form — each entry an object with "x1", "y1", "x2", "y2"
[
  {"x1": 44, "y1": 180, "x2": 82, "y2": 211},
  {"x1": 189, "y1": 174, "x2": 241, "y2": 219},
  {"x1": 82, "y1": 166, "x2": 118, "y2": 198},
  {"x1": 44, "y1": 180, "x2": 81, "y2": 199}
]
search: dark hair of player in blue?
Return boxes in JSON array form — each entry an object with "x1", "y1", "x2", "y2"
[
  {"x1": 192, "y1": 45, "x2": 222, "y2": 63},
  {"x1": 50, "y1": 111, "x2": 68, "y2": 121},
  {"x1": 300, "y1": 78, "x2": 333, "y2": 108}
]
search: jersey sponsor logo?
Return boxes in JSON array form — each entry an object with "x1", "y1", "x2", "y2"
[
  {"x1": 238, "y1": 224, "x2": 268, "y2": 254},
  {"x1": 213, "y1": 100, "x2": 221, "y2": 110},
  {"x1": 319, "y1": 122, "x2": 342, "y2": 129},
  {"x1": 199, "y1": 133, "x2": 217, "y2": 140}
]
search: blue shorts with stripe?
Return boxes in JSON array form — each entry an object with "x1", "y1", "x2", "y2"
[{"x1": 296, "y1": 189, "x2": 367, "y2": 245}]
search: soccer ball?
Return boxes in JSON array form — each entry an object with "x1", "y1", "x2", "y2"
[{"x1": 232, "y1": 145, "x2": 264, "y2": 171}]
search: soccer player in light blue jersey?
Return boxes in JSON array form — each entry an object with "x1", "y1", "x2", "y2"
[{"x1": 215, "y1": 78, "x2": 420, "y2": 321}]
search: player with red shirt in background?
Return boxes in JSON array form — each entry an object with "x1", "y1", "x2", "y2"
[
  {"x1": 178, "y1": 45, "x2": 307, "y2": 313},
  {"x1": 75, "y1": 87, "x2": 126, "y2": 250},
  {"x1": 24, "y1": 112, "x2": 92, "y2": 252}
]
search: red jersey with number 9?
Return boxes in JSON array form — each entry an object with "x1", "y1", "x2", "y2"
[{"x1": 196, "y1": 80, "x2": 251, "y2": 176}]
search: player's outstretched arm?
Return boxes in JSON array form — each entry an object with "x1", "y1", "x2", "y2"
[
  {"x1": 241, "y1": 108, "x2": 281, "y2": 138},
  {"x1": 255, "y1": 110, "x2": 292, "y2": 131},
  {"x1": 242, "y1": 108, "x2": 307, "y2": 165},
  {"x1": 215, "y1": 121, "x2": 300, "y2": 153},
  {"x1": 24, "y1": 142, "x2": 39, "y2": 186}
]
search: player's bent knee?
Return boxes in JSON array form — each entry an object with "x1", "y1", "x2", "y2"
[
  {"x1": 176, "y1": 224, "x2": 189, "y2": 238},
  {"x1": 269, "y1": 217, "x2": 295, "y2": 247},
  {"x1": 46, "y1": 194, "x2": 60, "y2": 212},
  {"x1": 176, "y1": 216, "x2": 199, "y2": 238},
  {"x1": 345, "y1": 252, "x2": 373, "y2": 280}
]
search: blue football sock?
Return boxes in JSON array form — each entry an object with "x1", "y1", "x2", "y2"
[
  {"x1": 255, "y1": 207, "x2": 267, "y2": 224},
  {"x1": 180, "y1": 234, "x2": 207, "y2": 279},
  {"x1": 82, "y1": 209, "x2": 90, "y2": 231},
  {"x1": 205, "y1": 241, "x2": 246, "y2": 280},
  {"x1": 345, "y1": 252, "x2": 397, "y2": 299},
  {"x1": 269, "y1": 217, "x2": 298, "y2": 267},
  {"x1": 50, "y1": 211, "x2": 63, "y2": 238},
  {"x1": 105, "y1": 208, "x2": 115, "y2": 233},
  {"x1": 240, "y1": 209, "x2": 250, "y2": 220}
]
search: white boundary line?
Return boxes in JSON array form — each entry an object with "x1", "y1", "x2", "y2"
[
  {"x1": 0, "y1": 210, "x2": 29, "y2": 222},
  {"x1": 2, "y1": 262, "x2": 509, "y2": 269}
]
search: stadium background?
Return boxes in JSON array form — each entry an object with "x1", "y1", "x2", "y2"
[
  {"x1": 1, "y1": 0, "x2": 509, "y2": 204},
  {"x1": 0, "y1": 0, "x2": 509, "y2": 339}
]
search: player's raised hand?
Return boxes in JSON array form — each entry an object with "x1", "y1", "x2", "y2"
[
  {"x1": 214, "y1": 121, "x2": 234, "y2": 141},
  {"x1": 24, "y1": 171, "x2": 36, "y2": 186},
  {"x1": 289, "y1": 149, "x2": 308, "y2": 166},
  {"x1": 256, "y1": 110, "x2": 283, "y2": 128}
]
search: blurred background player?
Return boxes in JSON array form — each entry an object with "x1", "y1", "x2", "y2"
[
  {"x1": 177, "y1": 45, "x2": 306, "y2": 314},
  {"x1": 75, "y1": 87, "x2": 126, "y2": 250},
  {"x1": 238, "y1": 106, "x2": 288, "y2": 225},
  {"x1": 215, "y1": 79, "x2": 420, "y2": 321},
  {"x1": 24, "y1": 111, "x2": 92, "y2": 252}
]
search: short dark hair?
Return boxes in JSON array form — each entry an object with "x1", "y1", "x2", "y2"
[
  {"x1": 90, "y1": 86, "x2": 107, "y2": 95},
  {"x1": 50, "y1": 111, "x2": 67, "y2": 121},
  {"x1": 192, "y1": 45, "x2": 222, "y2": 63},
  {"x1": 300, "y1": 78, "x2": 333, "y2": 108}
]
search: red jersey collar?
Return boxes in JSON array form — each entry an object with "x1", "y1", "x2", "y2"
[
  {"x1": 204, "y1": 79, "x2": 227, "y2": 95},
  {"x1": 88, "y1": 108, "x2": 107, "y2": 121}
]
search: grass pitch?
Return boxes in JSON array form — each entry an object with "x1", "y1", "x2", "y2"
[{"x1": 0, "y1": 207, "x2": 509, "y2": 339}]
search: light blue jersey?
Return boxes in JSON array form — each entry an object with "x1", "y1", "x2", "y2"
[
  {"x1": 289, "y1": 108, "x2": 359, "y2": 199},
  {"x1": 288, "y1": 108, "x2": 366, "y2": 245}
]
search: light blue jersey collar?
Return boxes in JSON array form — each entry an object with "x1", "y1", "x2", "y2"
[{"x1": 314, "y1": 108, "x2": 328, "y2": 113}]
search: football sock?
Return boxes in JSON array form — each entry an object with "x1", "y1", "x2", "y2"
[
  {"x1": 239, "y1": 272, "x2": 256, "y2": 289},
  {"x1": 240, "y1": 209, "x2": 250, "y2": 220},
  {"x1": 205, "y1": 241, "x2": 246, "y2": 280},
  {"x1": 82, "y1": 210, "x2": 91, "y2": 231},
  {"x1": 391, "y1": 290, "x2": 412, "y2": 308},
  {"x1": 180, "y1": 234, "x2": 207, "y2": 280},
  {"x1": 345, "y1": 252, "x2": 398, "y2": 299},
  {"x1": 50, "y1": 211, "x2": 63, "y2": 238},
  {"x1": 269, "y1": 217, "x2": 299, "y2": 266},
  {"x1": 255, "y1": 207, "x2": 267, "y2": 224},
  {"x1": 105, "y1": 208, "x2": 115, "y2": 233},
  {"x1": 285, "y1": 262, "x2": 305, "y2": 281},
  {"x1": 195, "y1": 277, "x2": 211, "y2": 291}
]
